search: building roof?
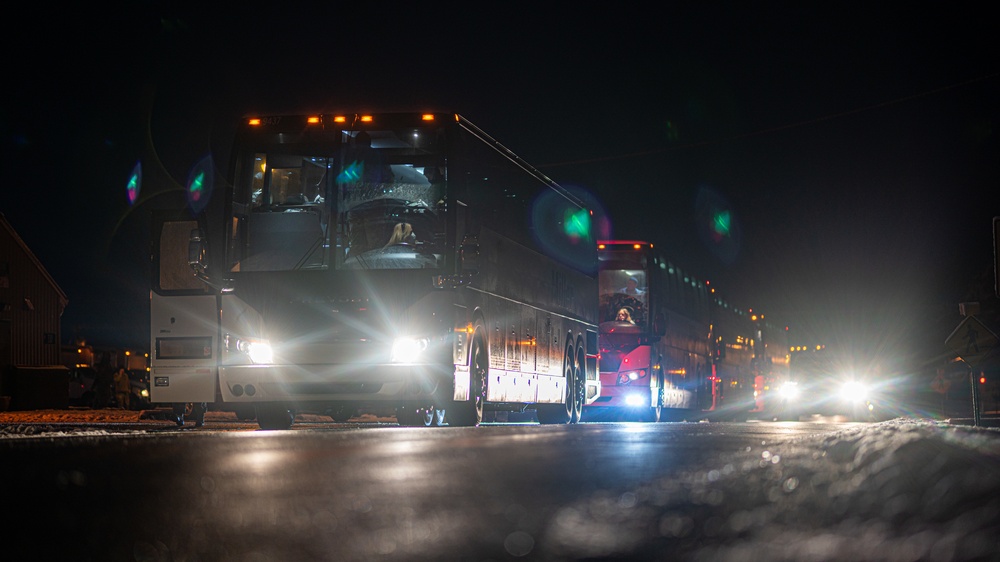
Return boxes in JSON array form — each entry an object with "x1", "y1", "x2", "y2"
[{"x1": 0, "y1": 212, "x2": 69, "y2": 309}]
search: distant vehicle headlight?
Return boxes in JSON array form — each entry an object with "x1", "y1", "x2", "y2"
[
  {"x1": 391, "y1": 336, "x2": 429, "y2": 363},
  {"x1": 840, "y1": 380, "x2": 867, "y2": 402}
]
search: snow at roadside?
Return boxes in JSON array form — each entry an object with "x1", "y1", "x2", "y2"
[
  {"x1": 2, "y1": 412, "x2": 997, "y2": 560},
  {"x1": 544, "y1": 418, "x2": 1000, "y2": 561}
]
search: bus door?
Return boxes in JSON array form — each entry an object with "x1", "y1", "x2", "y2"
[{"x1": 149, "y1": 213, "x2": 218, "y2": 405}]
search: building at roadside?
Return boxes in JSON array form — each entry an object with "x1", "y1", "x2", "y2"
[{"x1": 0, "y1": 213, "x2": 69, "y2": 410}]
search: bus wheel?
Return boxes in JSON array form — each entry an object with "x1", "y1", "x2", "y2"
[
  {"x1": 256, "y1": 403, "x2": 294, "y2": 430},
  {"x1": 643, "y1": 373, "x2": 663, "y2": 423},
  {"x1": 327, "y1": 404, "x2": 355, "y2": 423},
  {"x1": 572, "y1": 345, "x2": 586, "y2": 423},
  {"x1": 638, "y1": 404, "x2": 661, "y2": 423},
  {"x1": 447, "y1": 334, "x2": 486, "y2": 427},
  {"x1": 396, "y1": 406, "x2": 419, "y2": 426},
  {"x1": 171, "y1": 403, "x2": 188, "y2": 426},
  {"x1": 538, "y1": 344, "x2": 577, "y2": 424},
  {"x1": 191, "y1": 402, "x2": 207, "y2": 427},
  {"x1": 423, "y1": 407, "x2": 446, "y2": 427}
]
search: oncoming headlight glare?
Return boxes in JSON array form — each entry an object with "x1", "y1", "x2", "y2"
[
  {"x1": 617, "y1": 371, "x2": 640, "y2": 385},
  {"x1": 625, "y1": 393, "x2": 645, "y2": 407},
  {"x1": 391, "y1": 337, "x2": 429, "y2": 363},
  {"x1": 840, "y1": 380, "x2": 867, "y2": 402},
  {"x1": 779, "y1": 382, "x2": 800, "y2": 400},
  {"x1": 237, "y1": 338, "x2": 273, "y2": 364}
]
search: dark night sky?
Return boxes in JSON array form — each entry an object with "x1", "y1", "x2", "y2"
[{"x1": 3, "y1": 4, "x2": 998, "y2": 369}]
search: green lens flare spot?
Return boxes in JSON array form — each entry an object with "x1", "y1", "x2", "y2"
[
  {"x1": 712, "y1": 210, "x2": 731, "y2": 236},
  {"x1": 563, "y1": 208, "x2": 591, "y2": 240},
  {"x1": 189, "y1": 171, "x2": 205, "y2": 200}
]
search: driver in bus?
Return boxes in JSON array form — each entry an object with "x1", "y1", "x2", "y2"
[
  {"x1": 619, "y1": 276, "x2": 644, "y2": 296},
  {"x1": 384, "y1": 222, "x2": 416, "y2": 247},
  {"x1": 344, "y1": 222, "x2": 436, "y2": 269},
  {"x1": 616, "y1": 307, "x2": 635, "y2": 324}
]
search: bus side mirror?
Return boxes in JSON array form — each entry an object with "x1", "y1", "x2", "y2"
[
  {"x1": 186, "y1": 228, "x2": 231, "y2": 293},
  {"x1": 188, "y1": 229, "x2": 206, "y2": 273}
]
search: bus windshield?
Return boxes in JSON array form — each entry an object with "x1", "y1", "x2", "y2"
[
  {"x1": 229, "y1": 126, "x2": 447, "y2": 272},
  {"x1": 597, "y1": 251, "x2": 649, "y2": 329}
]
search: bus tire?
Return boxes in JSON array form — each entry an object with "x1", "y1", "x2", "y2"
[
  {"x1": 645, "y1": 371, "x2": 664, "y2": 422},
  {"x1": 256, "y1": 403, "x2": 294, "y2": 430},
  {"x1": 446, "y1": 332, "x2": 486, "y2": 427},
  {"x1": 396, "y1": 406, "x2": 420, "y2": 426},
  {"x1": 423, "y1": 407, "x2": 446, "y2": 427},
  {"x1": 572, "y1": 343, "x2": 586, "y2": 423},
  {"x1": 538, "y1": 343, "x2": 578, "y2": 425},
  {"x1": 171, "y1": 403, "x2": 188, "y2": 426},
  {"x1": 191, "y1": 402, "x2": 207, "y2": 427},
  {"x1": 327, "y1": 403, "x2": 355, "y2": 422}
]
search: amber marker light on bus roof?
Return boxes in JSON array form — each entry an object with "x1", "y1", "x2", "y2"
[
  {"x1": 422, "y1": 114, "x2": 435, "y2": 121},
  {"x1": 360, "y1": 115, "x2": 373, "y2": 122},
  {"x1": 248, "y1": 118, "x2": 261, "y2": 126},
  {"x1": 332, "y1": 115, "x2": 347, "y2": 123},
  {"x1": 307, "y1": 116, "x2": 320, "y2": 124}
]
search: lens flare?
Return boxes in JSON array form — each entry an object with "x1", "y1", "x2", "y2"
[
  {"x1": 530, "y1": 188, "x2": 597, "y2": 273},
  {"x1": 563, "y1": 207, "x2": 591, "y2": 241},
  {"x1": 337, "y1": 160, "x2": 364, "y2": 183},
  {"x1": 126, "y1": 162, "x2": 141, "y2": 205},
  {"x1": 187, "y1": 156, "x2": 214, "y2": 214},
  {"x1": 695, "y1": 185, "x2": 741, "y2": 265}
]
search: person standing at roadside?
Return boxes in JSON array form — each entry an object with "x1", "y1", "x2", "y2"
[{"x1": 113, "y1": 367, "x2": 131, "y2": 410}]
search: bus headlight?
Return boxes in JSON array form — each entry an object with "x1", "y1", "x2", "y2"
[
  {"x1": 617, "y1": 371, "x2": 643, "y2": 385},
  {"x1": 840, "y1": 381, "x2": 867, "y2": 402},
  {"x1": 236, "y1": 338, "x2": 273, "y2": 364},
  {"x1": 391, "y1": 337, "x2": 429, "y2": 363},
  {"x1": 778, "y1": 382, "x2": 800, "y2": 400},
  {"x1": 625, "y1": 393, "x2": 646, "y2": 407}
]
